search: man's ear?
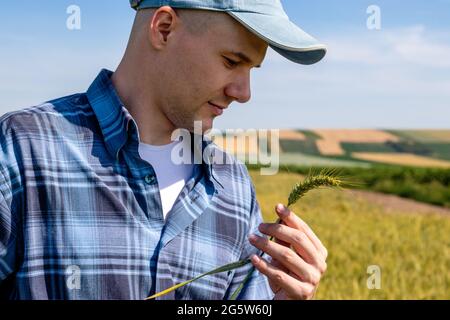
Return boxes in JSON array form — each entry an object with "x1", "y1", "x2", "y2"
[{"x1": 149, "y1": 6, "x2": 179, "y2": 50}]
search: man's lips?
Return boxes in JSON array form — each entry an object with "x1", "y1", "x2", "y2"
[{"x1": 208, "y1": 102, "x2": 227, "y2": 116}]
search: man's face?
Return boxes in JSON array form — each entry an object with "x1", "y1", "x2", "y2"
[{"x1": 158, "y1": 10, "x2": 268, "y2": 133}]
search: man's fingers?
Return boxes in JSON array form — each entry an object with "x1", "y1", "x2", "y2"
[
  {"x1": 249, "y1": 234, "x2": 321, "y2": 285},
  {"x1": 251, "y1": 254, "x2": 316, "y2": 300},
  {"x1": 263, "y1": 239, "x2": 290, "y2": 294},
  {"x1": 275, "y1": 204, "x2": 328, "y2": 260},
  {"x1": 259, "y1": 223, "x2": 327, "y2": 274},
  {"x1": 264, "y1": 256, "x2": 283, "y2": 294},
  {"x1": 273, "y1": 220, "x2": 291, "y2": 247}
]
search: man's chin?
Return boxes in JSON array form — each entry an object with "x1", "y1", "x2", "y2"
[
  {"x1": 179, "y1": 118, "x2": 214, "y2": 135},
  {"x1": 196, "y1": 118, "x2": 214, "y2": 134}
]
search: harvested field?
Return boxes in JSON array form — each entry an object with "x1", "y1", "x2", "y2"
[
  {"x1": 316, "y1": 139, "x2": 345, "y2": 155},
  {"x1": 313, "y1": 130, "x2": 401, "y2": 156},
  {"x1": 279, "y1": 130, "x2": 306, "y2": 141}
]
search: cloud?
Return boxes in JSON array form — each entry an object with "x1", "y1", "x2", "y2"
[
  {"x1": 324, "y1": 25, "x2": 450, "y2": 68},
  {"x1": 388, "y1": 26, "x2": 450, "y2": 68}
]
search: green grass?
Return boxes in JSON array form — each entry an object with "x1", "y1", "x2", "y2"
[
  {"x1": 426, "y1": 143, "x2": 450, "y2": 161},
  {"x1": 341, "y1": 143, "x2": 397, "y2": 154},
  {"x1": 249, "y1": 169, "x2": 450, "y2": 299}
]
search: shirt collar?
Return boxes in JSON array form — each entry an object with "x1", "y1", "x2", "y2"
[
  {"x1": 86, "y1": 69, "x2": 131, "y2": 160},
  {"x1": 86, "y1": 69, "x2": 223, "y2": 189}
]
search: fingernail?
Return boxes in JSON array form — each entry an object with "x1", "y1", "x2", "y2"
[
  {"x1": 248, "y1": 234, "x2": 258, "y2": 242},
  {"x1": 277, "y1": 203, "x2": 287, "y2": 215},
  {"x1": 251, "y1": 254, "x2": 260, "y2": 264}
]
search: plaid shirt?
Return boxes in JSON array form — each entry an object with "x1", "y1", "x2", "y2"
[{"x1": 0, "y1": 69, "x2": 274, "y2": 300}]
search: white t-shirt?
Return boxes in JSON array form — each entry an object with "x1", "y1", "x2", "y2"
[{"x1": 138, "y1": 139, "x2": 195, "y2": 220}]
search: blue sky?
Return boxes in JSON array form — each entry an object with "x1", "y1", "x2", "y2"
[{"x1": 1, "y1": 0, "x2": 449, "y2": 129}]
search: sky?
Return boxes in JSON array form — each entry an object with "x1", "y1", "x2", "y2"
[{"x1": 1, "y1": 0, "x2": 449, "y2": 129}]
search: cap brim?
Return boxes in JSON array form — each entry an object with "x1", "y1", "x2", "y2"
[{"x1": 228, "y1": 11, "x2": 326, "y2": 65}]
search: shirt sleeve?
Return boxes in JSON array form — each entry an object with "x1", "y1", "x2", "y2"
[
  {"x1": 0, "y1": 169, "x2": 17, "y2": 283},
  {"x1": 223, "y1": 178, "x2": 275, "y2": 300}
]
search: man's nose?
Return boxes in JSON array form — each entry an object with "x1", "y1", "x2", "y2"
[{"x1": 224, "y1": 71, "x2": 252, "y2": 104}]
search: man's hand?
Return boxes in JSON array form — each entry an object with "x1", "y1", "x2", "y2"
[{"x1": 248, "y1": 204, "x2": 328, "y2": 300}]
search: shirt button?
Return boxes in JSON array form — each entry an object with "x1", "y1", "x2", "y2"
[{"x1": 144, "y1": 174, "x2": 156, "y2": 185}]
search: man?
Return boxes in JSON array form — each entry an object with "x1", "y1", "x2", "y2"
[{"x1": 0, "y1": 0, "x2": 328, "y2": 300}]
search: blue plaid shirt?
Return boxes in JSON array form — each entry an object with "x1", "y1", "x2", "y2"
[{"x1": 0, "y1": 69, "x2": 274, "y2": 300}]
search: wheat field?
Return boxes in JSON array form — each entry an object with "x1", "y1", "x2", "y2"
[{"x1": 249, "y1": 170, "x2": 450, "y2": 299}]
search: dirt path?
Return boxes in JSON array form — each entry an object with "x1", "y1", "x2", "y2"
[{"x1": 345, "y1": 189, "x2": 450, "y2": 216}]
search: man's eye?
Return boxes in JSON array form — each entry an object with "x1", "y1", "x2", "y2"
[{"x1": 224, "y1": 57, "x2": 239, "y2": 68}]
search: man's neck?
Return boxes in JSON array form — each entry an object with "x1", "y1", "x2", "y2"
[{"x1": 111, "y1": 67, "x2": 176, "y2": 146}]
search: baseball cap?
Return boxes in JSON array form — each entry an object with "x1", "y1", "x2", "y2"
[{"x1": 129, "y1": 0, "x2": 326, "y2": 65}]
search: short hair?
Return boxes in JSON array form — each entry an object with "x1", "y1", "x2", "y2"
[{"x1": 131, "y1": 7, "x2": 218, "y2": 38}]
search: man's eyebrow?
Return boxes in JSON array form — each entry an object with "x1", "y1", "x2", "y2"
[{"x1": 229, "y1": 51, "x2": 262, "y2": 68}]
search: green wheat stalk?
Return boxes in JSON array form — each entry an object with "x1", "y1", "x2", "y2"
[
  {"x1": 145, "y1": 259, "x2": 251, "y2": 300},
  {"x1": 287, "y1": 167, "x2": 345, "y2": 207},
  {"x1": 145, "y1": 168, "x2": 350, "y2": 300}
]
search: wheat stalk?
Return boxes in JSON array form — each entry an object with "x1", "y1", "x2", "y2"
[
  {"x1": 145, "y1": 259, "x2": 251, "y2": 300},
  {"x1": 287, "y1": 168, "x2": 344, "y2": 207}
]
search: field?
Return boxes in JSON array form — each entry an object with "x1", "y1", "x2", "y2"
[
  {"x1": 279, "y1": 153, "x2": 371, "y2": 168},
  {"x1": 313, "y1": 129, "x2": 401, "y2": 143},
  {"x1": 210, "y1": 130, "x2": 450, "y2": 169},
  {"x1": 273, "y1": 129, "x2": 450, "y2": 168},
  {"x1": 249, "y1": 170, "x2": 450, "y2": 299},
  {"x1": 352, "y1": 152, "x2": 450, "y2": 168},
  {"x1": 387, "y1": 130, "x2": 450, "y2": 143},
  {"x1": 312, "y1": 130, "x2": 400, "y2": 156},
  {"x1": 279, "y1": 130, "x2": 306, "y2": 141}
]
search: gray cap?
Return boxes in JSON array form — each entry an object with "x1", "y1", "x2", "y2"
[{"x1": 130, "y1": 0, "x2": 327, "y2": 65}]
